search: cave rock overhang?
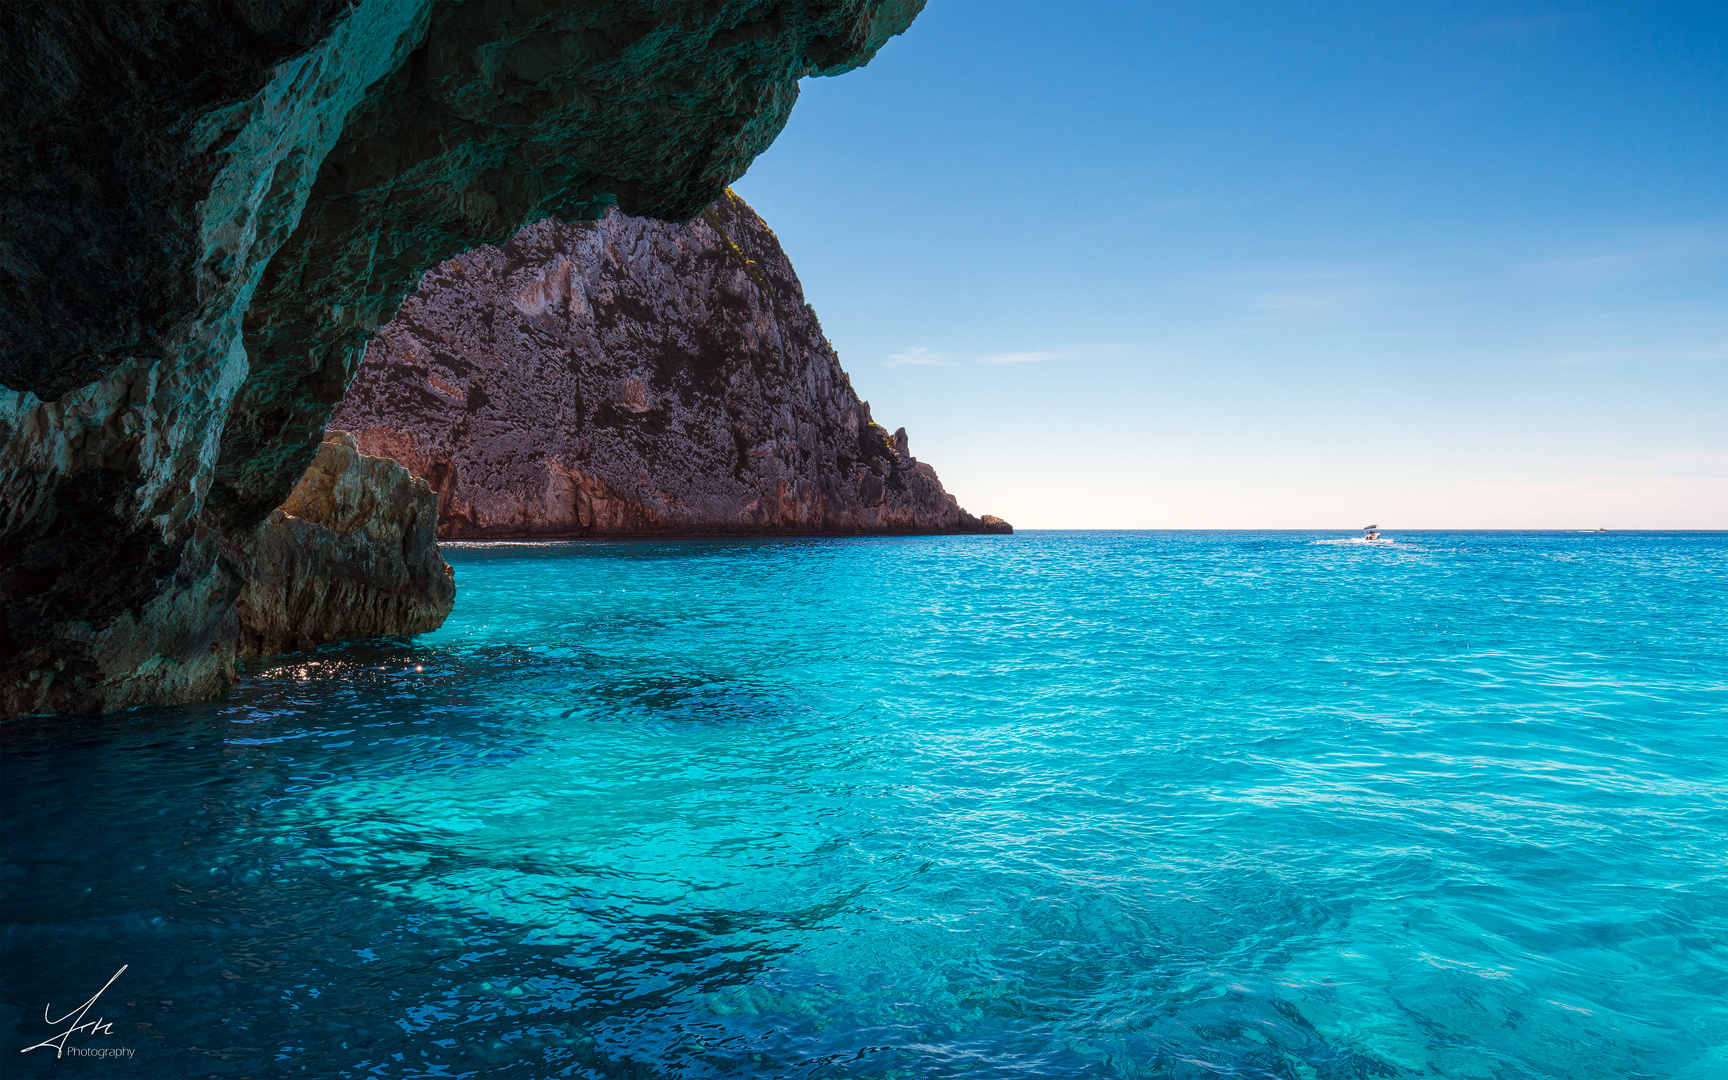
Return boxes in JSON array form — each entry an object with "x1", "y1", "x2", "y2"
[{"x1": 0, "y1": 0, "x2": 924, "y2": 718}]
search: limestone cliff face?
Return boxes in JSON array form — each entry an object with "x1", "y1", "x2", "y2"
[
  {"x1": 331, "y1": 193, "x2": 1001, "y2": 537},
  {"x1": 0, "y1": 1, "x2": 923, "y2": 717},
  {"x1": 238, "y1": 432, "x2": 453, "y2": 657}
]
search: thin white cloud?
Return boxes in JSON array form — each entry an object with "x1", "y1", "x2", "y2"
[
  {"x1": 883, "y1": 346, "x2": 959, "y2": 368},
  {"x1": 1057, "y1": 198, "x2": 1203, "y2": 242},
  {"x1": 977, "y1": 349, "x2": 1073, "y2": 365},
  {"x1": 1544, "y1": 343, "x2": 1728, "y2": 367},
  {"x1": 978, "y1": 341, "x2": 1131, "y2": 366},
  {"x1": 887, "y1": 342, "x2": 1127, "y2": 369},
  {"x1": 1531, "y1": 226, "x2": 1728, "y2": 284},
  {"x1": 1229, "y1": 261, "x2": 1404, "y2": 322},
  {"x1": 1467, "y1": 13, "x2": 1569, "y2": 40},
  {"x1": 1252, "y1": 288, "x2": 1379, "y2": 314}
]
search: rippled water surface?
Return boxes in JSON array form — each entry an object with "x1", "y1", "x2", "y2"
[{"x1": 4, "y1": 531, "x2": 1726, "y2": 1079}]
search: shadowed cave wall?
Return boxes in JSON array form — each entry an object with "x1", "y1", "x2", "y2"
[{"x1": 0, "y1": 0, "x2": 924, "y2": 718}]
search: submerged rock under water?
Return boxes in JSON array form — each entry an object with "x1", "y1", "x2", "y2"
[{"x1": 4, "y1": 531, "x2": 1720, "y2": 1077}]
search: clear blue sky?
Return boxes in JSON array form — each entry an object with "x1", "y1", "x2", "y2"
[{"x1": 732, "y1": 0, "x2": 1726, "y2": 529}]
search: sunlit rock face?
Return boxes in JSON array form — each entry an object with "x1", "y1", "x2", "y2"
[
  {"x1": 331, "y1": 193, "x2": 1001, "y2": 537},
  {"x1": 0, "y1": 0, "x2": 924, "y2": 717},
  {"x1": 238, "y1": 431, "x2": 453, "y2": 658}
]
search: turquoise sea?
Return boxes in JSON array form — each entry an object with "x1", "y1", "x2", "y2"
[{"x1": 3, "y1": 531, "x2": 1725, "y2": 1079}]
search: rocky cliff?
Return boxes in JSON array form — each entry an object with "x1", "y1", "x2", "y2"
[
  {"x1": 238, "y1": 431, "x2": 453, "y2": 657},
  {"x1": 330, "y1": 192, "x2": 1006, "y2": 536},
  {"x1": 1, "y1": 1, "x2": 923, "y2": 717}
]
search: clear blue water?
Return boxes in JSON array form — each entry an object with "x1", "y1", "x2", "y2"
[{"x1": 3, "y1": 531, "x2": 1726, "y2": 1079}]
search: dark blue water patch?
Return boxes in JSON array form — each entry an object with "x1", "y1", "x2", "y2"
[{"x1": 3, "y1": 532, "x2": 1726, "y2": 1078}]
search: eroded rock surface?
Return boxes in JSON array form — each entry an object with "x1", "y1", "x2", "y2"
[
  {"x1": 1, "y1": 1, "x2": 922, "y2": 717},
  {"x1": 238, "y1": 432, "x2": 453, "y2": 657},
  {"x1": 332, "y1": 193, "x2": 1000, "y2": 536}
]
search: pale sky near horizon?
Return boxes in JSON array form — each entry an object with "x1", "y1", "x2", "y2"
[{"x1": 731, "y1": 0, "x2": 1727, "y2": 529}]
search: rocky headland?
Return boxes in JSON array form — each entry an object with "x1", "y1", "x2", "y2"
[
  {"x1": 332, "y1": 192, "x2": 1008, "y2": 537},
  {"x1": 1, "y1": 1, "x2": 925, "y2": 717}
]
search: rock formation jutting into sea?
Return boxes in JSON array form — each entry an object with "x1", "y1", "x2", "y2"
[
  {"x1": 238, "y1": 430, "x2": 453, "y2": 657},
  {"x1": 0, "y1": 1, "x2": 928, "y2": 719},
  {"x1": 332, "y1": 191, "x2": 1010, "y2": 537}
]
